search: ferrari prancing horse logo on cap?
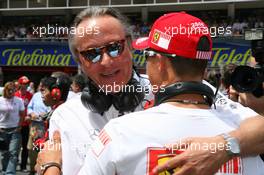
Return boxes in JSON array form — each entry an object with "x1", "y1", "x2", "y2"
[
  {"x1": 153, "y1": 32, "x2": 160, "y2": 44},
  {"x1": 151, "y1": 29, "x2": 171, "y2": 50}
]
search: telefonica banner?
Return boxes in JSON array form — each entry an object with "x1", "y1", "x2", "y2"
[
  {"x1": 0, "y1": 42, "x2": 75, "y2": 67},
  {"x1": 133, "y1": 41, "x2": 252, "y2": 68},
  {"x1": 0, "y1": 41, "x2": 251, "y2": 67}
]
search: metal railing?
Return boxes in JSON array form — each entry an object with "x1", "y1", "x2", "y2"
[
  {"x1": 0, "y1": 0, "x2": 261, "y2": 11},
  {"x1": 0, "y1": 35, "x2": 245, "y2": 42}
]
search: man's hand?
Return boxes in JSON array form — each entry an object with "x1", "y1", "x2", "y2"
[
  {"x1": 25, "y1": 115, "x2": 31, "y2": 121},
  {"x1": 15, "y1": 126, "x2": 22, "y2": 132},
  {"x1": 30, "y1": 113, "x2": 38, "y2": 120},
  {"x1": 152, "y1": 136, "x2": 230, "y2": 175},
  {"x1": 238, "y1": 92, "x2": 264, "y2": 115},
  {"x1": 35, "y1": 131, "x2": 62, "y2": 175},
  {"x1": 229, "y1": 85, "x2": 239, "y2": 102}
]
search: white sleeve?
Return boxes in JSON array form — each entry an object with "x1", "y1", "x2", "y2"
[
  {"x1": 49, "y1": 107, "x2": 86, "y2": 175},
  {"x1": 203, "y1": 80, "x2": 258, "y2": 121},
  {"x1": 27, "y1": 95, "x2": 34, "y2": 115},
  {"x1": 48, "y1": 108, "x2": 64, "y2": 141},
  {"x1": 18, "y1": 98, "x2": 25, "y2": 111},
  {"x1": 214, "y1": 97, "x2": 259, "y2": 128},
  {"x1": 78, "y1": 122, "x2": 118, "y2": 175}
]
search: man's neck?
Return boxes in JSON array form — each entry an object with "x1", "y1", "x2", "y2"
[
  {"x1": 51, "y1": 101, "x2": 64, "y2": 110},
  {"x1": 19, "y1": 89, "x2": 27, "y2": 96},
  {"x1": 165, "y1": 94, "x2": 210, "y2": 109}
]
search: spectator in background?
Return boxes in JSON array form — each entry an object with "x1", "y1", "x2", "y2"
[
  {"x1": 229, "y1": 57, "x2": 264, "y2": 115},
  {"x1": 27, "y1": 82, "x2": 35, "y2": 94},
  {"x1": 71, "y1": 74, "x2": 86, "y2": 95},
  {"x1": 0, "y1": 87, "x2": 4, "y2": 97},
  {"x1": 19, "y1": 25, "x2": 27, "y2": 38},
  {"x1": 230, "y1": 86, "x2": 264, "y2": 116},
  {"x1": 140, "y1": 22, "x2": 150, "y2": 36},
  {"x1": 33, "y1": 75, "x2": 71, "y2": 150},
  {"x1": 15, "y1": 76, "x2": 33, "y2": 172},
  {"x1": 14, "y1": 80, "x2": 19, "y2": 92},
  {"x1": 50, "y1": 71, "x2": 75, "y2": 100},
  {"x1": 241, "y1": 19, "x2": 249, "y2": 34},
  {"x1": 6, "y1": 29, "x2": 15, "y2": 41},
  {"x1": 219, "y1": 64, "x2": 237, "y2": 97},
  {"x1": 255, "y1": 18, "x2": 264, "y2": 28},
  {"x1": 0, "y1": 82, "x2": 25, "y2": 175},
  {"x1": 27, "y1": 79, "x2": 51, "y2": 175},
  {"x1": 205, "y1": 69, "x2": 220, "y2": 87}
]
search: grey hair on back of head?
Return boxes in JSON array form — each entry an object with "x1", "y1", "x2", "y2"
[{"x1": 68, "y1": 7, "x2": 132, "y2": 62}]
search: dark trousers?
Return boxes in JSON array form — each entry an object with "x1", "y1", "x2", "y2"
[
  {"x1": 20, "y1": 125, "x2": 29, "y2": 170},
  {"x1": 0, "y1": 128, "x2": 21, "y2": 175}
]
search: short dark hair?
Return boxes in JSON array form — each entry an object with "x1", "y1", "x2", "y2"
[
  {"x1": 72, "y1": 74, "x2": 86, "y2": 91},
  {"x1": 69, "y1": 7, "x2": 131, "y2": 61},
  {"x1": 169, "y1": 36, "x2": 210, "y2": 77},
  {"x1": 42, "y1": 75, "x2": 71, "y2": 102},
  {"x1": 221, "y1": 64, "x2": 237, "y2": 88}
]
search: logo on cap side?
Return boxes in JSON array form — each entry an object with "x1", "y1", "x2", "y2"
[
  {"x1": 151, "y1": 29, "x2": 171, "y2": 50},
  {"x1": 153, "y1": 32, "x2": 160, "y2": 44}
]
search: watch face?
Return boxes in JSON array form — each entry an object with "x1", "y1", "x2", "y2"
[{"x1": 229, "y1": 138, "x2": 240, "y2": 155}]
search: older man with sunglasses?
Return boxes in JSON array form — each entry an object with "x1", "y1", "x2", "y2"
[
  {"x1": 35, "y1": 7, "x2": 153, "y2": 175},
  {"x1": 36, "y1": 7, "x2": 264, "y2": 175}
]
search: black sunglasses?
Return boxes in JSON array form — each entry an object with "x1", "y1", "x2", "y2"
[
  {"x1": 80, "y1": 40, "x2": 126, "y2": 63},
  {"x1": 143, "y1": 50, "x2": 177, "y2": 60}
]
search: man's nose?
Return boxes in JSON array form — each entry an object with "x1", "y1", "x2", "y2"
[{"x1": 100, "y1": 52, "x2": 113, "y2": 67}]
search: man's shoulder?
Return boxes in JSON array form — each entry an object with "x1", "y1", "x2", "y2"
[
  {"x1": 32, "y1": 91, "x2": 41, "y2": 97},
  {"x1": 110, "y1": 106, "x2": 160, "y2": 125},
  {"x1": 51, "y1": 95, "x2": 100, "y2": 123},
  {"x1": 26, "y1": 91, "x2": 33, "y2": 97},
  {"x1": 13, "y1": 96, "x2": 23, "y2": 103},
  {"x1": 55, "y1": 95, "x2": 85, "y2": 113},
  {"x1": 14, "y1": 91, "x2": 20, "y2": 96}
]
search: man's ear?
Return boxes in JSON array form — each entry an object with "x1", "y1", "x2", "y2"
[
  {"x1": 126, "y1": 35, "x2": 133, "y2": 50},
  {"x1": 157, "y1": 54, "x2": 166, "y2": 72}
]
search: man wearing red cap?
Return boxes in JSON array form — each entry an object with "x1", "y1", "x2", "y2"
[
  {"x1": 35, "y1": 8, "x2": 264, "y2": 175},
  {"x1": 15, "y1": 75, "x2": 33, "y2": 172},
  {"x1": 76, "y1": 12, "x2": 264, "y2": 175}
]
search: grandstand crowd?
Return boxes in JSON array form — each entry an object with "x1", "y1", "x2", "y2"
[
  {"x1": 0, "y1": 5, "x2": 264, "y2": 175},
  {"x1": 0, "y1": 10, "x2": 264, "y2": 40}
]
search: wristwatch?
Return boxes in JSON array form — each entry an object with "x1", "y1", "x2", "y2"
[
  {"x1": 222, "y1": 133, "x2": 241, "y2": 157},
  {"x1": 40, "y1": 162, "x2": 62, "y2": 175}
]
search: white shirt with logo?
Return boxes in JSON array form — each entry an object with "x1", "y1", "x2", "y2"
[
  {"x1": 49, "y1": 74, "x2": 154, "y2": 175},
  {"x1": 0, "y1": 96, "x2": 25, "y2": 128},
  {"x1": 78, "y1": 101, "x2": 264, "y2": 175}
]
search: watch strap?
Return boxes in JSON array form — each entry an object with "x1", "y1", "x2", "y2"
[
  {"x1": 40, "y1": 162, "x2": 62, "y2": 175},
  {"x1": 221, "y1": 133, "x2": 240, "y2": 157}
]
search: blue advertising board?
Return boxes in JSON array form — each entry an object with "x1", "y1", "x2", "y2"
[
  {"x1": 0, "y1": 41, "x2": 76, "y2": 67},
  {"x1": 0, "y1": 40, "x2": 252, "y2": 68},
  {"x1": 132, "y1": 40, "x2": 252, "y2": 68}
]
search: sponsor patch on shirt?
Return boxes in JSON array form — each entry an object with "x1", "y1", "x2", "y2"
[
  {"x1": 146, "y1": 147, "x2": 242, "y2": 175},
  {"x1": 151, "y1": 29, "x2": 171, "y2": 49},
  {"x1": 91, "y1": 129, "x2": 111, "y2": 157}
]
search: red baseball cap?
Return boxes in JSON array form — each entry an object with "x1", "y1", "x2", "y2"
[
  {"x1": 18, "y1": 76, "x2": 30, "y2": 84},
  {"x1": 133, "y1": 12, "x2": 212, "y2": 60}
]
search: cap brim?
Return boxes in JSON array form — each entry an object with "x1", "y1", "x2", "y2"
[
  {"x1": 21, "y1": 81, "x2": 29, "y2": 84},
  {"x1": 132, "y1": 37, "x2": 149, "y2": 50}
]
